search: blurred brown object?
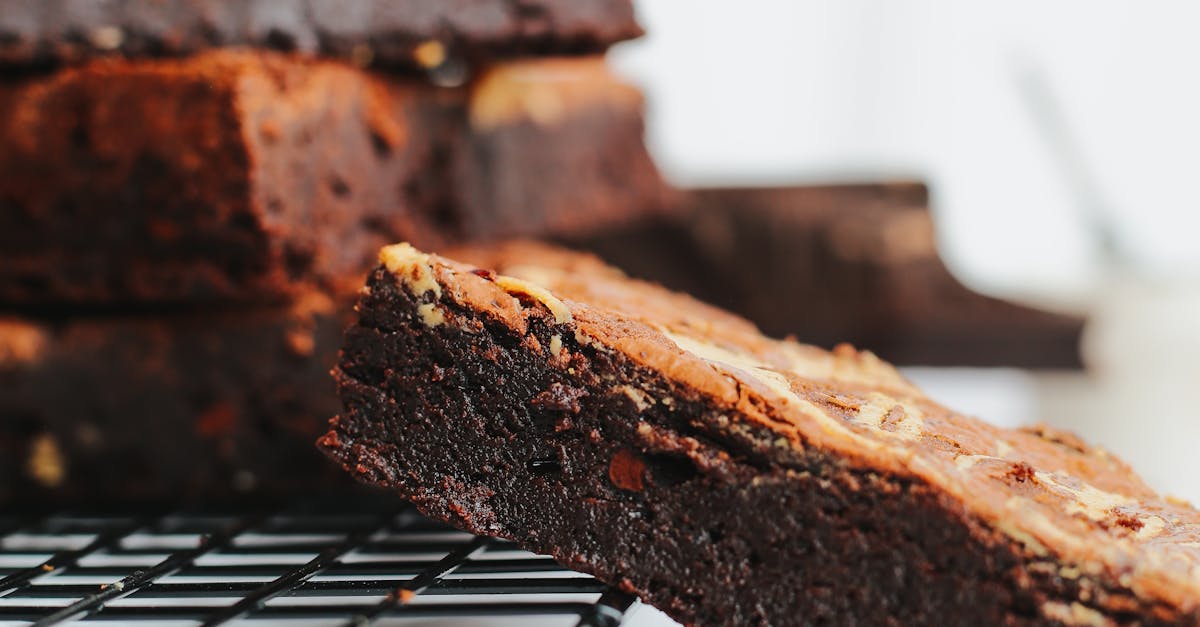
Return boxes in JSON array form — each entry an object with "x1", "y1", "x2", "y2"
[
  {"x1": 568, "y1": 182, "x2": 1083, "y2": 368},
  {"x1": 0, "y1": 0, "x2": 642, "y2": 73},
  {"x1": 0, "y1": 290, "x2": 350, "y2": 504}
]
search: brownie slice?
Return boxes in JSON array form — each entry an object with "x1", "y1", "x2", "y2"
[
  {"x1": 0, "y1": 0, "x2": 641, "y2": 72},
  {"x1": 0, "y1": 288, "x2": 351, "y2": 504},
  {"x1": 0, "y1": 51, "x2": 669, "y2": 305},
  {"x1": 568, "y1": 182, "x2": 1084, "y2": 368},
  {"x1": 323, "y1": 241, "x2": 1200, "y2": 625},
  {"x1": 459, "y1": 57, "x2": 678, "y2": 239}
]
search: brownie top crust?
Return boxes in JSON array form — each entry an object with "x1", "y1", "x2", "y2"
[
  {"x1": 467, "y1": 56, "x2": 642, "y2": 130},
  {"x1": 0, "y1": 0, "x2": 641, "y2": 73},
  {"x1": 378, "y1": 240, "x2": 1200, "y2": 618}
]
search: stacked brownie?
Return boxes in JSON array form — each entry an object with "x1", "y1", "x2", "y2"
[
  {"x1": 0, "y1": 0, "x2": 644, "y2": 72},
  {"x1": 569, "y1": 182, "x2": 1084, "y2": 368},
  {"x1": 0, "y1": 0, "x2": 671, "y2": 502}
]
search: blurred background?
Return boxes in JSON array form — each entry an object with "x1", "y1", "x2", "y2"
[{"x1": 612, "y1": 0, "x2": 1200, "y2": 503}]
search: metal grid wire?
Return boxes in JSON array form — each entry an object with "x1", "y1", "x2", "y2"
[{"x1": 0, "y1": 499, "x2": 636, "y2": 626}]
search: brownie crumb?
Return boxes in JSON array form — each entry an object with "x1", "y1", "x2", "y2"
[
  {"x1": 1007, "y1": 461, "x2": 1037, "y2": 484},
  {"x1": 530, "y1": 382, "x2": 586, "y2": 414},
  {"x1": 608, "y1": 449, "x2": 646, "y2": 492},
  {"x1": 1110, "y1": 511, "x2": 1146, "y2": 533},
  {"x1": 471, "y1": 268, "x2": 497, "y2": 281}
]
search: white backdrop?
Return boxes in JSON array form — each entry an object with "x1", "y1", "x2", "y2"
[{"x1": 613, "y1": 0, "x2": 1200, "y2": 301}]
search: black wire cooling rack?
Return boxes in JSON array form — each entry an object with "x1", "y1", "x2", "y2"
[{"x1": 0, "y1": 498, "x2": 645, "y2": 626}]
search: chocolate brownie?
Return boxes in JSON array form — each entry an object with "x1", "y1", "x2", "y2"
[
  {"x1": 0, "y1": 288, "x2": 351, "y2": 503},
  {"x1": 0, "y1": 0, "x2": 641, "y2": 73},
  {"x1": 459, "y1": 57, "x2": 677, "y2": 239},
  {"x1": 569, "y1": 182, "x2": 1083, "y2": 368},
  {"x1": 0, "y1": 51, "x2": 669, "y2": 305},
  {"x1": 322, "y1": 241, "x2": 1200, "y2": 625}
]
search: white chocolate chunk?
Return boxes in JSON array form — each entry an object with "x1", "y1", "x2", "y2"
[
  {"x1": 1036, "y1": 471, "x2": 1133, "y2": 522},
  {"x1": 417, "y1": 303, "x2": 445, "y2": 327},
  {"x1": 494, "y1": 275, "x2": 573, "y2": 324},
  {"x1": 1041, "y1": 601, "x2": 1113, "y2": 627},
  {"x1": 379, "y1": 243, "x2": 442, "y2": 298},
  {"x1": 27, "y1": 434, "x2": 65, "y2": 488}
]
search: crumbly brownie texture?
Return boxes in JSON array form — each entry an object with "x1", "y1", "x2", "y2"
[
  {"x1": 0, "y1": 51, "x2": 668, "y2": 304},
  {"x1": 323, "y1": 241, "x2": 1200, "y2": 626},
  {"x1": 568, "y1": 182, "x2": 1083, "y2": 368},
  {"x1": 0, "y1": 289, "x2": 351, "y2": 503},
  {"x1": 0, "y1": 0, "x2": 641, "y2": 72}
]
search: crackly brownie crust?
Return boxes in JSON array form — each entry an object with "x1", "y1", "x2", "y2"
[
  {"x1": 0, "y1": 0, "x2": 641, "y2": 73},
  {"x1": 322, "y1": 241, "x2": 1200, "y2": 625},
  {"x1": 0, "y1": 52, "x2": 669, "y2": 305},
  {"x1": 0, "y1": 289, "x2": 352, "y2": 503},
  {"x1": 566, "y1": 182, "x2": 1083, "y2": 368}
]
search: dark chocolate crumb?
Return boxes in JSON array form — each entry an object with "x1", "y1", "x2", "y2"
[
  {"x1": 1007, "y1": 461, "x2": 1037, "y2": 484},
  {"x1": 530, "y1": 382, "x2": 586, "y2": 414},
  {"x1": 1110, "y1": 511, "x2": 1145, "y2": 533}
]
